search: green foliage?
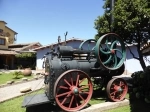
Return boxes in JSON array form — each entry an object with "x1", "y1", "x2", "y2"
[
  {"x1": 13, "y1": 71, "x2": 23, "y2": 79},
  {"x1": 131, "y1": 66, "x2": 150, "y2": 103},
  {"x1": 94, "y1": 0, "x2": 150, "y2": 69},
  {"x1": 94, "y1": 0, "x2": 150, "y2": 42},
  {"x1": 15, "y1": 52, "x2": 36, "y2": 58}
]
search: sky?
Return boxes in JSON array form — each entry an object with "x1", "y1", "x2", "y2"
[{"x1": 0, "y1": 0, "x2": 105, "y2": 45}]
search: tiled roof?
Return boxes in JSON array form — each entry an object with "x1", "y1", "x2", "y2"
[
  {"x1": 9, "y1": 42, "x2": 42, "y2": 51},
  {"x1": 0, "y1": 49, "x2": 18, "y2": 55},
  {"x1": 140, "y1": 42, "x2": 150, "y2": 55},
  {"x1": 33, "y1": 37, "x2": 84, "y2": 51}
]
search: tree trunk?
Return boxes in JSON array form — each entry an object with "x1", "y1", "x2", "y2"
[
  {"x1": 136, "y1": 29, "x2": 146, "y2": 70},
  {"x1": 137, "y1": 46, "x2": 146, "y2": 70}
]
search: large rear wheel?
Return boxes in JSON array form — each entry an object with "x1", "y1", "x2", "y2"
[{"x1": 54, "y1": 69, "x2": 93, "y2": 112}]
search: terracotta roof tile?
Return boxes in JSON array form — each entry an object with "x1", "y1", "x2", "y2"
[{"x1": 0, "y1": 50, "x2": 18, "y2": 55}]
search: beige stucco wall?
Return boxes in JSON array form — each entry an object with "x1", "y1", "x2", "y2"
[
  {"x1": 0, "y1": 21, "x2": 17, "y2": 49},
  {"x1": 0, "y1": 36, "x2": 9, "y2": 49},
  {"x1": 0, "y1": 22, "x2": 5, "y2": 30},
  {"x1": 4, "y1": 28, "x2": 16, "y2": 44}
]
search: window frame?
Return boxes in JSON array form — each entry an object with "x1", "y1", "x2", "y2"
[{"x1": 0, "y1": 38, "x2": 6, "y2": 45}]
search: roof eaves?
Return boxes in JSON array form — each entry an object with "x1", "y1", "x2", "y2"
[
  {"x1": 0, "y1": 20, "x2": 7, "y2": 24},
  {"x1": 5, "y1": 26, "x2": 18, "y2": 34},
  {"x1": 33, "y1": 38, "x2": 84, "y2": 51}
]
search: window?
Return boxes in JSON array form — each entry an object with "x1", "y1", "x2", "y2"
[
  {"x1": 0, "y1": 38, "x2": 5, "y2": 45},
  {"x1": 0, "y1": 29, "x2": 3, "y2": 33}
]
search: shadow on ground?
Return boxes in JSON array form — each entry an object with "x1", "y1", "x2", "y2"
[
  {"x1": 26, "y1": 103, "x2": 64, "y2": 112},
  {"x1": 26, "y1": 89, "x2": 107, "y2": 112}
]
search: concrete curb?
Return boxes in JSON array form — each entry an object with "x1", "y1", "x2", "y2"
[
  {"x1": 0, "y1": 76, "x2": 44, "y2": 88},
  {"x1": 78, "y1": 99, "x2": 129, "y2": 112}
]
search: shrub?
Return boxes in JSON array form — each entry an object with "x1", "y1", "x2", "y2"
[
  {"x1": 13, "y1": 71, "x2": 23, "y2": 79},
  {"x1": 131, "y1": 66, "x2": 150, "y2": 103}
]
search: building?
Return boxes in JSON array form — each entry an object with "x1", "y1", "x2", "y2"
[
  {"x1": 124, "y1": 44, "x2": 150, "y2": 74},
  {"x1": 0, "y1": 21, "x2": 18, "y2": 69},
  {"x1": 33, "y1": 37, "x2": 86, "y2": 70},
  {"x1": 0, "y1": 20, "x2": 42, "y2": 69},
  {"x1": 8, "y1": 42, "x2": 42, "y2": 53},
  {"x1": 8, "y1": 42, "x2": 42, "y2": 69},
  {"x1": 33, "y1": 37, "x2": 150, "y2": 74}
]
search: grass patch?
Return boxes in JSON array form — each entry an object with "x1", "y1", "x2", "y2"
[
  {"x1": 0, "y1": 89, "x2": 44, "y2": 112},
  {"x1": 0, "y1": 71, "x2": 33, "y2": 85},
  {"x1": 103, "y1": 105, "x2": 130, "y2": 112},
  {"x1": 103, "y1": 93, "x2": 150, "y2": 112},
  {"x1": 103, "y1": 99, "x2": 150, "y2": 112}
]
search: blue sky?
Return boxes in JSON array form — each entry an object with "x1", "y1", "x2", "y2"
[{"x1": 0, "y1": 0, "x2": 104, "y2": 45}]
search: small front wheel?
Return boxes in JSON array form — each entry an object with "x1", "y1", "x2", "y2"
[{"x1": 106, "y1": 78, "x2": 128, "y2": 102}]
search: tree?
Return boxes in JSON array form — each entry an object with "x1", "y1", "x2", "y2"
[{"x1": 94, "y1": 0, "x2": 150, "y2": 70}]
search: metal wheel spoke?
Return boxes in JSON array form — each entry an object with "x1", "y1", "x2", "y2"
[
  {"x1": 79, "y1": 94, "x2": 86, "y2": 103},
  {"x1": 92, "y1": 46, "x2": 95, "y2": 51},
  {"x1": 70, "y1": 73, "x2": 73, "y2": 86},
  {"x1": 112, "y1": 55, "x2": 117, "y2": 67},
  {"x1": 106, "y1": 37, "x2": 110, "y2": 50},
  {"x1": 103, "y1": 55, "x2": 112, "y2": 64},
  {"x1": 110, "y1": 91, "x2": 117, "y2": 95},
  {"x1": 69, "y1": 95, "x2": 74, "y2": 108},
  {"x1": 111, "y1": 40, "x2": 118, "y2": 49},
  {"x1": 56, "y1": 91, "x2": 71, "y2": 98},
  {"x1": 114, "y1": 49, "x2": 123, "y2": 57},
  {"x1": 119, "y1": 81, "x2": 123, "y2": 86},
  {"x1": 61, "y1": 92, "x2": 72, "y2": 105},
  {"x1": 100, "y1": 47, "x2": 111, "y2": 54},
  {"x1": 76, "y1": 74, "x2": 80, "y2": 87},
  {"x1": 64, "y1": 79, "x2": 71, "y2": 87},
  {"x1": 59, "y1": 86, "x2": 69, "y2": 90},
  {"x1": 118, "y1": 93, "x2": 124, "y2": 99}
]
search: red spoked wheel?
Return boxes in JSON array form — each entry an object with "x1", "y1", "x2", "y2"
[
  {"x1": 106, "y1": 78, "x2": 128, "y2": 102},
  {"x1": 54, "y1": 69, "x2": 93, "y2": 112}
]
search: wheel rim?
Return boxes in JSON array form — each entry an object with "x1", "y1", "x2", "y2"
[
  {"x1": 106, "y1": 78, "x2": 128, "y2": 102},
  {"x1": 54, "y1": 69, "x2": 93, "y2": 112},
  {"x1": 79, "y1": 39, "x2": 97, "y2": 51},
  {"x1": 95, "y1": 33, "x2": 126, "y2": 70}
]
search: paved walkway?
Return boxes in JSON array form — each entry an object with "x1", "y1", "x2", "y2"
[{"x1": 0, "y1": 78, "x2": 44, "y2": 102}]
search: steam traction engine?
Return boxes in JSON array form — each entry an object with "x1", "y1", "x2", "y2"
[{"x1": 22, "y1": 33, "x2": 128, "y2": 112}]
